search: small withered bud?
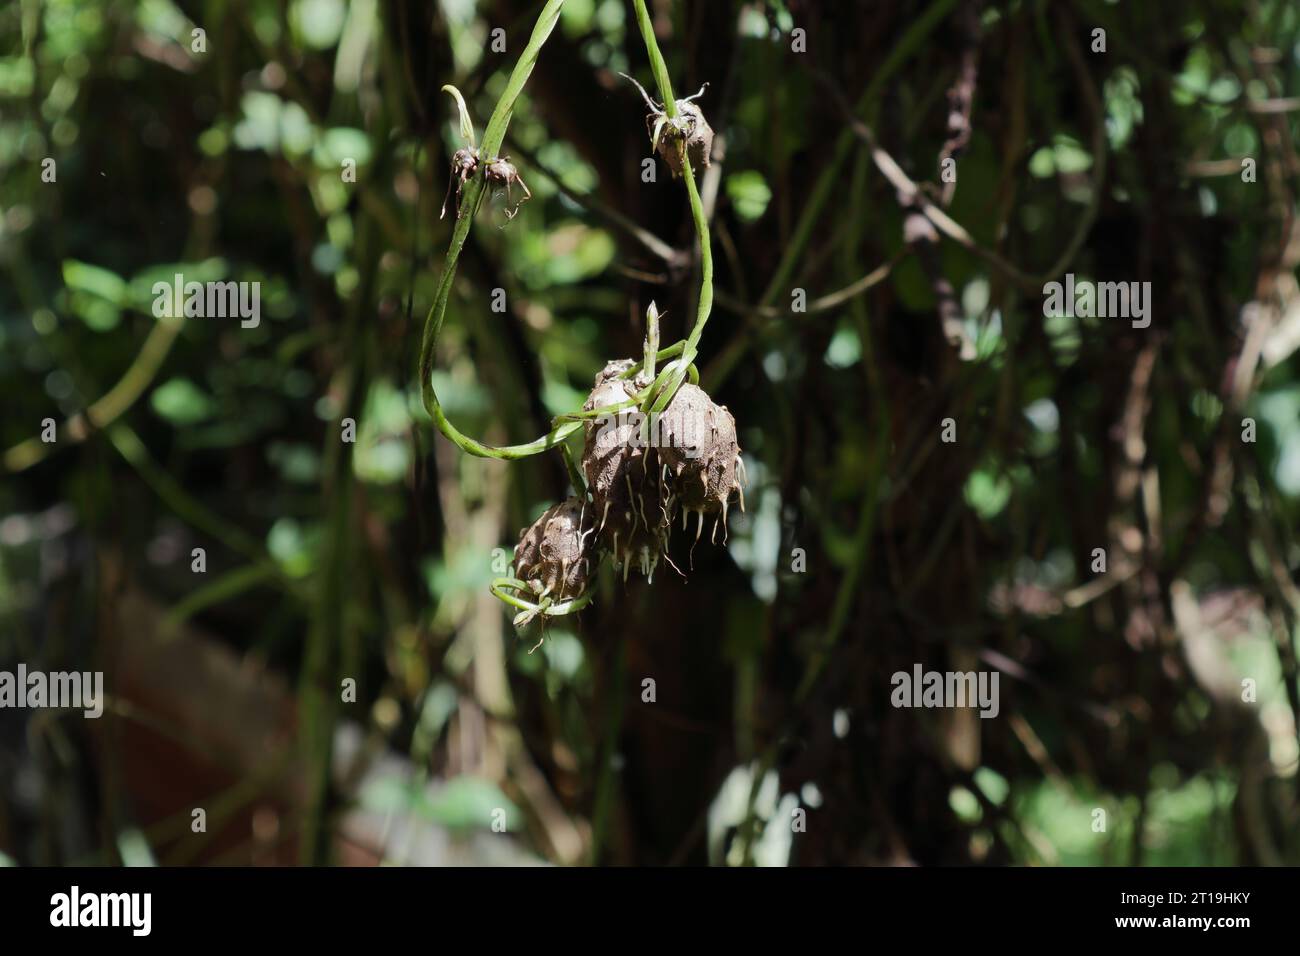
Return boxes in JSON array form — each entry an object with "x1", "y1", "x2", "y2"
[
  {"x1": 654, "y1": 97, "x2": 713, "y2": 178},
  {"x1": 593, "y1": 357, "x2": 636, "y2": 387},
  {"x1": 514, "y1": 496, "x2": 596, "y2": 602},
  {"x1": 618, "y1": 73, "x2": 713, "y2": 178},
  {"x1": 657, "y1": 383, "x2": 745, "y2": 545},
  {"x1": 580, "y1": 364, "x2": 671, "y2": 581},
  {"x1": 483, "y1": 155, "x2": 532, "y2": 219},
  {"x1": 441, "y1": 146, "x2": 480, "y2": 220}
]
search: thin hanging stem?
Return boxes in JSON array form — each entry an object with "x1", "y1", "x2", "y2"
[
  {"x1": 418, "y1": 0, "x2": 569, "y2": 460},
  {"x1": 630, "y1": 0, "x2": 714, "y2": 414},
  {"x1": 631, "y1": 0, "x2": 678, "y2": 118}
]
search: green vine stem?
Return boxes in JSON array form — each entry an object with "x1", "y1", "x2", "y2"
[
  {"x1": 631, "y1": 0, "x2": 677, "y2": 114},
  {"x1": 421, "y1": 0, "x2": 715, "y2": 628},
  {"x1": 630, "y1": 0, "x2": 714, "y2": 415},
  {"x1": 490, "y1": 577, "x2": 595, "y2": 617},
  {"x1": 491, "y1": 577, "x2": 596, "y2": 638},
  {"x1": 560, "y1": 441, "x2": 587, "y2": 498},
  {"x1": 419, "y1": 0, "x2": 714, "y2": 462},
  {"x1": 418, "y1": 0, "x2": 570, "y2": 460}
]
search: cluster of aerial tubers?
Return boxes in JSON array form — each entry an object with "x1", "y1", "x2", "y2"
[
  {"x1": 494, "y1": 74, "x2": 733, "y2": 633},
  {"x1": 511, "y1": 352, "x2": 745, "y2": 618}
]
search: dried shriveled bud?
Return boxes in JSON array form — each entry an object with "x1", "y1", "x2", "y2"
[
  {"x1": 483, "y1": 155, "x2": 532, "y2": 219},
  {"x1": 651, "y1": 100, "x2": 714, "y2": 178},
  {"x1": 514, "y1": 496, "x2": 596, "y2": 601},
  {"x1": 657, "y1": 383, "x2": 744, "y2": 541},
  {"x1": 581, "y1": 367, "x2": 670, "y2": 580},
  {"x1": 593, "y1": 357, "x2": 636, "y2": 387},
  {"x1": 620, "y1": 74, "x2": 714, "y2": 180}
]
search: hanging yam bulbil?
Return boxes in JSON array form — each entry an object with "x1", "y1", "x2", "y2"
[
  {"x1": 657, "y1": 383, "x2": 744, "y2": 539},
  {"x1": 513, "y1": 496, "x2": 596, "y2": 601},
  {"x1": 581, "y1": 363, "x2": 672, "y2": 580}
]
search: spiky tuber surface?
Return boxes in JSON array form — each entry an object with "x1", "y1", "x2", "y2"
[
  {"x1": 509, "y1": 361, "x2": 746, "y2": 612},
  {"x1": 581, "y1": 371, "x2": 638, "y2": 503},
  {"x1": 658, "y1": 382, "x2": 742, "y2": 516},
  {"x1": 514, "y1": 496, "x2": 595, "y2": 601},
  {"x1": 581, "y1": 364, "x2": 670, "y2": 580}
]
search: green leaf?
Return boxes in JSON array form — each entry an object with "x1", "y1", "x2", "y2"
[
  {"x1": 823, "y1": 324, "x2": 861, "y2": 369},
  {"x1": 949, "y1": 786, "x2": 982, "y2": 824},
  {"x1": 129, "y1": 258, "x2": 228, "y2": 312},
  {"x1": 1030, "y1": 134, "x2": 1093, "y2": 179},
  {"x1": 725, "y1": 171, "x2": 772, "y2": 223},
  {"x1": 290, "y1": 0, "x2": 346, "y2": 50},
  {"x1": 63, "y1": 260, "x2": 127, "y2": 302},
  {"x1": 62, "y1": 259, "x2": 127, "y2": 330},
  {"x1": 359, "y1": 776, "x2": 426, "y2": 815},
  {"x1": 964, "y1": 466, "x2": 1011, "y2": 520},
  {"x1": 116, "y1": 827, "x2": 157, "y2": 867},
  {"x1": 426, "y1": 776, "x2": 521, "y2": 831},
  {"x1": 314, "y1": 127, "x2": 371, "y2": 169},
  {"x1": 267, "y1": 517, "x2": 319, "y2": 577},
  {"x1": 151, "y1": 377, "x2": 217, "y2": 426},
  {"x1": 974, "y1": 767, "x2": 1010, "y2": 805}
]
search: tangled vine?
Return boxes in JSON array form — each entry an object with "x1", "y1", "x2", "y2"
[{"x1": 418, "y1": 0, "x2": 744, "y2": 641}]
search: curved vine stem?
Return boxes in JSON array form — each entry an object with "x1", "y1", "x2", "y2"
[
  {"x1": 420, "y1": 0, "x2": 713, "y2": 456},
  {"x1": 617, "y1": 341, "x2": 686, "y2": 379},
  {"x1": 418, "y1": 0, "x2": 568, "y2": 459},
  {"x1": 491, "y1": 577, "x2": 596, "y2": 619},
  {"x1": 630, "y1": 0, "x2": 714, "y2": 414}
]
